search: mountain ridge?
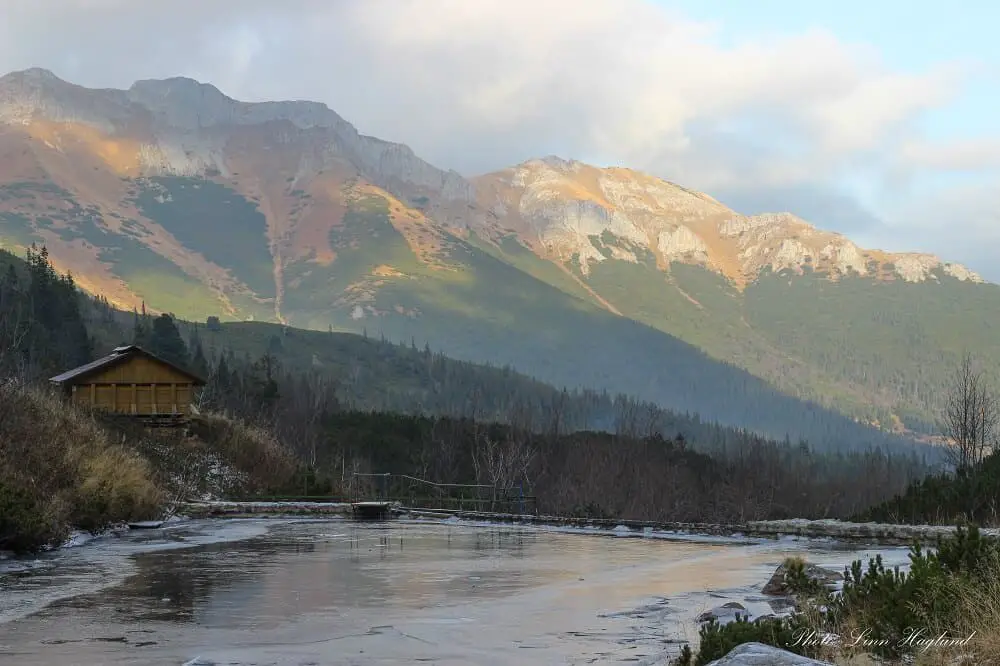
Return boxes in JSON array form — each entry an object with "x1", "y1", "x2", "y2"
[
  {"x1": 1, "y1": 67, "x2": 997, "y2": 436},
  {"x1": 471, "y1": 156, "x2": 983, "y2": 289},
  {"x1": 1, "y1": 68, "x2": 982, "y2": 289},
  {"x1": 0, "y1": 67, "x2": 473, "y2": 202}
]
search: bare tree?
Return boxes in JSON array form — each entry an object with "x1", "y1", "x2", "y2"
[
  {"x1": 943, "y1": 353, "x2": 999, "y2": 473},
  {"x1": 614, "y1": 394, "x2": 639, "y2": 439},
  {"x1": 0, "y1": 288, "x2": 30, "y2": 381},
  {"x1": 471, "y1": 430, "x2": 536, "y2": 512},
  {"x1": 548, "y1": 389, "x2": 567, "y2": 437}
]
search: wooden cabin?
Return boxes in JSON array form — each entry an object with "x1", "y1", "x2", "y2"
[{"x1": 49, "y1": 345, "x2": 205, "y2": 423}]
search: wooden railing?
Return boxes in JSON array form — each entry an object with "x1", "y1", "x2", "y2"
[{"x1": 349, "y1": 472, "x2": 537, "y2": 515}]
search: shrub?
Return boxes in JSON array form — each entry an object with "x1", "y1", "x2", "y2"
[
  {"x1": 782, "y1": 556, "x2": 826, "y2": 597},
  {"x1": 691, "y1": 528, "x2": 1000, "y2": 664},
  {"x1": 188, "y1": 413, "x2": 297, "y2": 493},
  {"x1": 0, "y1": 382, "x2": 164, "y2": 553},
  {"x1": 671, "y1": 644, "x2": 692, "y2": 665},
  {"x1": 828, "y1": 525, "x2": 997, "y2": 661},
  {"x1": 694, "y1": 615, "x2": 821, "y2": 665},
  {"x1": 0, "y1": 480, "x2": 67, "y2": 552},
  {"x1": 72, "y1": 444, "x2": 163, "y2": 531}
]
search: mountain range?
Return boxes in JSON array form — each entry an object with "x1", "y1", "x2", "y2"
[{"x1": 1, "y1": 67, "x2": 997, "y2": 442}]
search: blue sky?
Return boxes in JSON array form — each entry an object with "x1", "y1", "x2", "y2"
[
  {"x1": 659, "y1": 0, "x2": 1000, "y2": 140},
  {"x1": 654, "y1": 0, "x2": 1000, "y2": 272},
  {"x1": 1, "y1": 0, "x2": 998, "y2": 277}
]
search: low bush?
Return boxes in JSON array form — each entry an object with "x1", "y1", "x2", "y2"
[
  {"x1": 0, "y1": 381, "x2": 165, "y2": 553},
  {"x1": 782, "y1": 556, "x2": 826, "y2": 597},
  {"x1": 827, "y1": 525, "x2": 994, "y2": 660},
  {"x1": 73, "y1": 444, "x2": 164, "y2": 532},
  {"x1": 681, "y1": 527, "x2": 1000, "y2": 664},
  {"x1": 693, "y1": 615, "x2": 821, "y2": 665},
  {"x1": 188, "y1": 413, "x2": 297, "y2": 493},
  {"x1": 0, "y1": 480, "x2": 67, "y2": 552}
]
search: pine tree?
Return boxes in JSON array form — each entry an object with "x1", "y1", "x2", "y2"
[
  {"x1": 132, "y1": 309, "x2": 151, "y2": 348},
  {"x1": 215, "y1": 353, "x2": 231, "y2": 391},
  {"x1": 19, "y1": 244, "x2": 92, "y2": 374},
  {"x1": 2, "y1": 263, "x2": 17, "y2": 291},
  {"x1": 190, "y1": 339, "x2": 209, "y2": 378},
  {"x1": 148, "y1": 313, "x2": 189, "y2": 367}
]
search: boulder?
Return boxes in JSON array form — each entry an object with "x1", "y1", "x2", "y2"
[
  {"x1": 697, "y1": 601, "x2": 748, "y2": 624},
  {"x1": 762, "y1": 561, "x2": 842, "y2": 596},
  {"x1": 705, "y1": 642, "x2": 834, "y2": 665}
]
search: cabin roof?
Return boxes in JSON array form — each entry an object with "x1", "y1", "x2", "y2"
[{"x1": 49, "y1": 345, "x2": 206, "y2": 386}]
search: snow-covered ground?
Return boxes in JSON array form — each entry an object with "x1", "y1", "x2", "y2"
[
  {"x1": 399, "y1": 509, "x2": 975, "y2": 545},
  {"x1": 750, "y1": 518, "x2": 1000, "y2": 540}
]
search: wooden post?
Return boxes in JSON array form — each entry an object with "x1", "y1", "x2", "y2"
[
  {"x1": 90, "y1": 383, "x2": 96, "y2": 407},
  {"x1": 171, "y1": 383, "x2": 177, "y2": 414},
  {"x1": 152, "y1": 384, "x2": 157, "y2": 415},
  {"x1": 131, "y1": 383, "x2": 137, "y2": 414},
  {"x1": 112, "y1": 383, "x2": 117, "y2": 412}
]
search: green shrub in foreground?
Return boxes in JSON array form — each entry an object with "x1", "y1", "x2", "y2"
[
  {"x1": 686, "y1": 527, "x2": 1000, "y2": 664},
  {"x1": 828, "y1": 525, "x2": 996, "y2": 660},
  {"x1": 693, "y1": 615, "x2": 821, "y2": 665},
  {"x1": 0, "y1": 481, "x2": 67, "y2": 553}
]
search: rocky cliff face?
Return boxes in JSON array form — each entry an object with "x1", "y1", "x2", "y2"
[
  {"x1": 1, "y1": 68, "x2": 996, "y2": 434},
  {"x1": 0, "y1": 68, "x2": 473, "y2": 203},
  {"x1": 1, "y1": 68, "x2": 981, "y2": 288},
  {"x1": 474, "y1": 157, "x2": 984, "y2": 285}
]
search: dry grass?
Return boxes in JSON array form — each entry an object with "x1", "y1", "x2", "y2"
[
  {"x1": 0, "y1": 379, "x2": 164, "y2": 552},
  {"x1": 936, "y1": 554, "x2": 1000, "y2": 665},
  {"x1": 799, "y1": 557, "x2": 1000, "y2": 666},
  {"x1": 0, "y1": 381, "x2": 301, "y2": 553},
  {"x1": 188, "y1": 412, "x2": 297, "y2": 494},
  {"x1": 784, "y1": 555, "x2": 806, "y2": 568}
]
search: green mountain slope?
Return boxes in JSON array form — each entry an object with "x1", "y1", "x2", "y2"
[
  {"x1": 475, "y1": 159, "x2": 998, "y2": 435},
  {"x1": 12, "y1": 244, "x2": 928, "y2": 460},
  {"x1": 0, "y1": 69, "x2": 992, "y2": 445},
  {"x1": 567, "y1": 245, "x2": 1000, "y2": 433}
]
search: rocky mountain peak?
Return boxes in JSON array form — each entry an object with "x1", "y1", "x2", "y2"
[
  {"x1": 535, "y1": 155, "x2": 585, "y2": 171},
  {"x1": 718, "y1": 211, "x2": 985, "y2": 283},
  {"x1": 127, "y1": 76, "x2": 230, "y2": 128},
  {"x1": 477, "y1": 159, "x2": 985, "y2": 285},
  {"x1": 0, "y1": 67, "x2": 130, "y2": 132},
  {"x1": 126, "y1": 76, "x2": 351, "y2": 133},
  {"x1": 6, "y1": 67, "x2": 62, "y2": 84},
  {"x1": 0, "y1": 69, "x2": 474, "y2": 202}
]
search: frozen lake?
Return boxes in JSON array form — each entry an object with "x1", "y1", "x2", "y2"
[{"x1": 0, "y1": 517, "x2": 912, "y2": 665}]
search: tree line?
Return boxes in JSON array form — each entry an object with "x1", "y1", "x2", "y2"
[
  {"x1": 0, "y1": 245, "x2": 958, "y2": 524},
  {"x1": 108, "y1": 291, "x2": 936, "y2": 521},
  {"x1": 860, "y1": 354, "x2": 1000, "y2": 525}
]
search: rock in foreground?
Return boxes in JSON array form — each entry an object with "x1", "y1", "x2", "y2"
[
  {"x1": 706, "y1": 642, "x2": 833, "y2": 665},
  {"x1": 762, "y1": 561, "x2": 842, "y2": 596},
  {"x1": 696, "y1": 601, "x2": 748, "y2": 624}
]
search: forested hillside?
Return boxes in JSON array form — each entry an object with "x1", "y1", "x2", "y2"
[
  {"x1": 0, "y1": 244, "x2": 960, "y2": 551},
  {"x1": 42, "y1": 277, "x2": 929, "y2": 458},
  {"x1": 1, "y1": 69, "x2": 994, "y2": 449},
  {"x1": 0, "y1": 246, "x2": 937, "y2": 458},
  {"x1": 582, "y1": 259, "x2": 1000, "y2": 433}
]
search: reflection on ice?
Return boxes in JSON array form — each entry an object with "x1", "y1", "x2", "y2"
[{"x1": 0, "y1": 516, "x2": 912, "y2": 665}]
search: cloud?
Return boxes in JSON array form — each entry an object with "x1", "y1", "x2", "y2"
[
  {"x1": 716, "y1": 184, "x2": 888, "y2": 236},
  {"x1": 898, "y1": 139, "x2": 1000, "y2": 172},
  {"x1": 867, "y1": 181, "x2": 1000, "y2": 281},
  {"x1": 0, "y1": 0, "x2": 994, "y2": 272},
  {"x1": 0, "y1": 1, "x2": 962, "y2": 179}
]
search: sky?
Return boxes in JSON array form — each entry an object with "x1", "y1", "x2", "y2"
[{"x1": 1, "y1": 0, "x2": 998, "y2": 278}]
